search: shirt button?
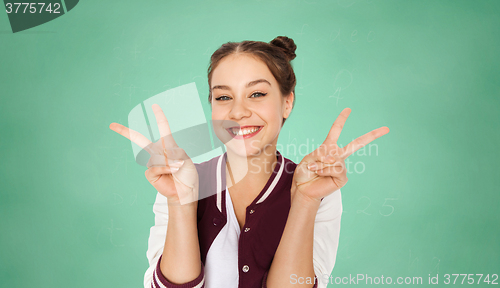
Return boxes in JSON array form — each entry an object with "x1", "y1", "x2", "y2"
[
  {"x1": 242, "y1": 265, "x2": 249, "y2": 273},
  {"x1": 244, "y1": 227, "x2": 250, "y2": 232},
  {"x1": 249, "y1": 209, "x2": 255, "y2": 214}
]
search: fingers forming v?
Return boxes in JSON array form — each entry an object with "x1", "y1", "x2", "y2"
[
  {"x1": 324, "y1": 108, "x2": 352, "y2": 145},
  {"x1": 341, "y1": 126, "x2": 390, "y2": 159},
  {"x1": 109, "y1": 122, "x2": 152, "y2": 149}
]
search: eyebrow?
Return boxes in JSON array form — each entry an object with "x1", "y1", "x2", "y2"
[{"x1": 210, "y1": 79, "x2": 271, "y2": 92}]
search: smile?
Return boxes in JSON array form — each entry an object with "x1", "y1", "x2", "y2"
[{"x1": 226, "y1": 126, "x2": 263, "y2": 139}]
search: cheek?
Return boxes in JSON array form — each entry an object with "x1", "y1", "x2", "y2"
[
  {"x1": 211, "y1": 106, "x2": 225, "y2": 120},
  {"x1": 261, "y1": 103, "x2": 284, "y2": 128},
  {"x1": 211, "y1": 107, "x2": 225, "y2": 131}
]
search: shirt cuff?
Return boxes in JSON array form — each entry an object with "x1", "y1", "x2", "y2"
[
  {"x1": 152, "y1": 254, "x2": 205, "y2": 288},
  {"x1": 261, "y1": 271, "x2": 318, "y2": 288}
]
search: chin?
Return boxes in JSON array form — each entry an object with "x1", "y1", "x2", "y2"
[{"x1": 225, "y1": 140, "x2": 262, "y2": 158}]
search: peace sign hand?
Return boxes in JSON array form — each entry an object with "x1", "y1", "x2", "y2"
[
  {"x1": 291, "y1": 108, "x2": 389, "y2": 202},
  {"x1": 109, "y1": 104, "x2": 199, "y2": 206}
]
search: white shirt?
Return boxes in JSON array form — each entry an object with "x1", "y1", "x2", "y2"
[{"x1": 204, "y1": 187, "x2": 240, "y2": 287}]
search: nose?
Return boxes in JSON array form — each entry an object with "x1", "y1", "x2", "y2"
[{"x1": 228, "y1": 98, "x2": 251, "y2": 120}]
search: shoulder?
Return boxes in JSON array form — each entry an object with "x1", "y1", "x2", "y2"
[
  {"x1": 194, "y1": 154, "x2": 223, "y2": 193},
  {"x1": 281, "y1": 155, "x2": 298, "y2": 176},
  {"x1": 194, "y1": 154, "x2": 221, "y2": 176}
]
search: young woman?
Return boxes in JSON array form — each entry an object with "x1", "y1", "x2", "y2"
[{"x1": 109, "y1": 36, "x2": 389, "y2": 288}]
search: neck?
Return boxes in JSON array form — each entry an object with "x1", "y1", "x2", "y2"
[{"x1": 225, "y1": 146, "x2": 278, "y2": 189}]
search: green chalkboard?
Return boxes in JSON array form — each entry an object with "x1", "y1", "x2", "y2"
[{"x1": 1, "y1": 0, "x2": 498, "y2": 287}]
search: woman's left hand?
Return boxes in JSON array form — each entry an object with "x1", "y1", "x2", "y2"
[{"x1": 291, "y1": 108, "x2": 390, "y2": 202}]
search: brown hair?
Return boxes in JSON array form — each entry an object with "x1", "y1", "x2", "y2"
[{"x1": 207, "y1": 36, "x2": 297, "y2": 126}]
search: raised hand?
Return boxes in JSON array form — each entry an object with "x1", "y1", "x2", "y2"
[
  {"x1": 109, "y1": 104, "x2": 199, "y2": 205},
  {"x1": 291, "y1": 108, "x2": 389, "y2": 201}
]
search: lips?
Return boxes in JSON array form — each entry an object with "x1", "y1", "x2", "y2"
[{"x1": 226, "y1": 125, "x2": 263, "y2": 139}]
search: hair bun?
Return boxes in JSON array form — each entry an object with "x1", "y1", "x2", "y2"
[{"x1": 270, "y1": 36, "x2": 297, "y2": 61}]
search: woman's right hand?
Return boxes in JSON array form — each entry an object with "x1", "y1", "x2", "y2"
[{"x1": 109, "y1": 104, "x2": 199, "y2": 205}]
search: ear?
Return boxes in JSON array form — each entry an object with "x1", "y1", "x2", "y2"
[{"x1": 282, "y1": 91, "x2": 294, "y2": 119}]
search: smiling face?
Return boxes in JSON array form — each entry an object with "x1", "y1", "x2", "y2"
[{"x1": 210, "y1": 53, "x2": 294, "y2": 158}]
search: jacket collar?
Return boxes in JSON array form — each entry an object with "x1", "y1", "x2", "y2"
[{"x1": 215, "y1": 151, "x2": 285, "y2": 212}]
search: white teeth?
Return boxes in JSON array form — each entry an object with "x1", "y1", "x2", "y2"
[{"x1": 230, "y1": 126, "x2": 260, "y2": 136}]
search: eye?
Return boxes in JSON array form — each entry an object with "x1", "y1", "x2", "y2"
[
  {"x1": 215, "y1": 95, "x2": 231, "y2": 101},
  {"x1": 250, "y1": 92, "x2": 267, "y2": 98}
]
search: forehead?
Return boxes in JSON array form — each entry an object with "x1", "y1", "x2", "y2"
[{"x1": 211, "y1": 54, "x2": 277, "y2": 87}]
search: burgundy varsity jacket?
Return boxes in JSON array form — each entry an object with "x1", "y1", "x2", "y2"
[{"x1": 149, "y1": 150, "x2": 319, "y2": 288}]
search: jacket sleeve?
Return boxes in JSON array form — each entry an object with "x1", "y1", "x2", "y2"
[
  {"x1": 151, "y1": 254, "x2": 205, "y2": 288},
  {"x1": 312, "y1": 189, "x2": 343, "y2": 288},
  {"x1": 143, "y1": 192, "x2": 205, "y2": 288}
]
